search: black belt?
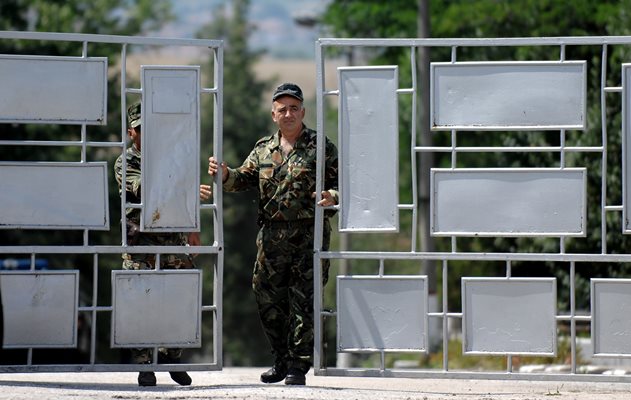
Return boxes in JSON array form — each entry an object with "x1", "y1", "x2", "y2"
[{"x1": 260, "y1": 218, "x2": 314, "y2": 229}]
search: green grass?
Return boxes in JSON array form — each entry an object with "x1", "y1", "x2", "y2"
[{"x1": 349, "y1": 337, "x2": 582, "y2": 372}]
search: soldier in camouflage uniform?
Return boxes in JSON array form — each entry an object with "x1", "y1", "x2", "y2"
[
  {"x1": 114, "y1": 102, "x2": 211, "y2": 387},
  {"x1": 208, "y1": 83, "x2": 338, "y2": 386}
]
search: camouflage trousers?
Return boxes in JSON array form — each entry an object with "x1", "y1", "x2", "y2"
[
  {"x1": 121, "y1": 253, "x2": 193, "y2": 364},
  {"x1": 252, "y1": 219, "x2": 331, "y2": 373}
]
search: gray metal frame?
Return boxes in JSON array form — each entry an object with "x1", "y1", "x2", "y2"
[
  {"x1": 0, "y1": 30, "x2": 224, "y2": 373},
  {"x1": 622, "y1": 63, "x2": 631, "y2": 233},
  {"x1": 314, "y1": 36, "x2": 631, "y2": 382}
]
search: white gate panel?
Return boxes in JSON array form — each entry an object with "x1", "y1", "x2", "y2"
[
  {"x1": 462, "y1": 278, "x2": 557, "y2": 355},
  {"x1": 1, "y1": 271, "x2": 79, "y2": 348},
  {"x1": 337, "y1": 276, "x2": 428, "y2": 352},
  {"x1": 431, "y1": 168, "x2": 586, "y2": 236},
  {"x1": 0, "y1": 162, "x2": 109, "y2": 229},
  {"x1": 430, "y1": 61, "x2": 586, "y2": 130},
  {"x1": 0, "y1": 55, "x2": 107, "y2": 125},
  {"x1": 141, "y1": 66, "x2": 201, "y2": 232},
  {"x1": 111, "y1": 270, "x2": 202, "y2": 348},
  {"x1": 338, "y1": 66, "x2": 399, "y2": 232},
  {"x1": 591, "y1": 279, "x2": 631, "y2": 356}
]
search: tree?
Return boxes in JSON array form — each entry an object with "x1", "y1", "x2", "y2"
[{"x1": 196, "y1": 0, "x2": 274, "y2": 366}]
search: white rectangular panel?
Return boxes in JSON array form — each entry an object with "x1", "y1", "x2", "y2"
[
  {"x1": 0, "y1": 162, "x2": 109, "y2": 230},
  {"x1": 0, "y1": 55, "x2": 107, "y2": 125},
  {"x1": 622, "y1": 65, "x2": 631, "y2": 233},
  {"x1": 462, "y1": 278, "x2": 557, "y2": 355},
  {"x1": 337, "y1": 276, "x2": 428, "y2": 352},
  {"x1": 141, "y1": 66, "x2": 200, "y2": 232},
  {"x1": 338, "y1": 66, "x2": 399, "y2": 232},
  {"x1": 431, "y1": 61, "x2": 586, "y2": 130},
  {"x1": 431, "y1": 168, "x2": 586, "y2": 237},
  {"x1": 591, "y1": 279, "x2": 631, "y2": 356},
  {"x1": 111, "y1": 270, "x2": 202, "y2": 348},
  {"x1": 1, "y1": 271, "x2": 78, "y2": 348}
]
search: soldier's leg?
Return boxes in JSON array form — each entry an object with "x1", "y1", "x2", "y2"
[
  {"x1": 131, "y1": 348, "x2": 152, "y2": 364},
  {"x1": 163, "y1": 348, "x2": 183, "y2": 360},
  {"x1": 287, "y1": 221, "x2": 331, "y2": 373},
  {"x1": 252, "y1": 227, "x2": 291, "y2": 367},
  {"x1": 122, "y1": 256, "x2": 157, "y2": 386},
  {"x1": 286, "y1": 226, "x2": 316, "y2": 372},
  {"x1": 159, "y1": 348, "x2": 191, "y2": 386}
]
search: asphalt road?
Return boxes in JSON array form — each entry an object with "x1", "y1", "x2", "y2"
[{"x1": 0, "y1": 367, "x2": 630, "y2": 400}]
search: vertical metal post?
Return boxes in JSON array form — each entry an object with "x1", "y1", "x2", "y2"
[
  {"x1": 336, "y1": 43, "x2": 353, "y2": 370},
  {"x1": 120, "y1": 43, "x2": 129, "y2": 247},
  {"x1": 600, "y1": 44, "x2": 609, "y2": 254},
  {"x1": 213, "y1": 45, "x2": 225, "y2": 368},
  {"x1": 90, "y1": 256, "x2": 98, "y2": 364},
  {"x1": 506, "y1": 260, "x2": 512, "y2": 372},
  {"x1": 410, "y1": 45, "x2": 419, "y2": 253},
  {"x1": 313, "y1": 39, "x2": 326, "y2": 373},
  {"x1": 570, "y1": 261, "x2": 577, "y2": 374},
  {"x1": 442, "y1": 259, "x2": 449, "y2": 370}
]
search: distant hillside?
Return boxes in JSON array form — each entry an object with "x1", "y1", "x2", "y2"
[
  {"x1": 124, "y1": 51, "x2": 345, "y2": 103},
  {"x1": 157, "y1": 0, "x2": 330, "y2": 59}
]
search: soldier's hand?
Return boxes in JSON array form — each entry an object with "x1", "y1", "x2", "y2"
[
  {"x1": 199, "y1": 184, "x2": 212, "y2": 201},
  {"x1": 187, "y1": 232, "x2": 201, "y2": 258},
  {"x1": 208, "y1": 156, "x2": 228, "y2": 183},
  {"x1": 314, "y1": 190, "x2": 336, "y2": 207},
  {"x1": 187, "y1": 232, "x2": 201, "y2": 247}
]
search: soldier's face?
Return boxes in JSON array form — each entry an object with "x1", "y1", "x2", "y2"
[
  {"x1": 272, "y1": 96, "x2": 304, "y2": 133},
  {"x1": 128, "y1": 126, "x2": 141, "y2": 150}
]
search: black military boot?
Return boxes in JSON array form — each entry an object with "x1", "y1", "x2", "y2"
[
  {"x1": 136, "y1": 360, "x2": 156, "y2": 387},
  {"x1": 137, "y1": 361, "x2": 157, "y2": 387},
  {"x1": 137, "y1": 371, "x2": 156, "y2": 386},
  {"x1": 168, "y1": 370, "x2": 192, "y2": 386},
  {"x1": 260, "y1": 363, "x2": 288, "y2": 384},
  {"x1": 284, "y1": 367, "x2": 306, "y2": 386},
  {"x1": 159, "y1": 353, "x2": 192, "y2": 386}
]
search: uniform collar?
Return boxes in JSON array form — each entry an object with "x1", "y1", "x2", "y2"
[
  {"x1": 128, "y1": 144, "x2": 141, "y2": 157},
  {"x1": 273, "y1": 124, "x2": 308, "y2": 149}
]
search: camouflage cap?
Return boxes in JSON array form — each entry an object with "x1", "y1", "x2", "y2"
[
  {"x1": 127, "y1": 102, "x2": 141, "y2": 128},
  {"x1": 272, "y1": 82, "x2": 303, "y2": 102}
]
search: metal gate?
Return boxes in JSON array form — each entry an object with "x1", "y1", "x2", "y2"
[
  {"x1": 7, "y1": 31, "x2": 631, "y2": 383},
  {"x1": 0, "y1": 31, "x2": 224, "y2": 373},
  {"x1": 313, "y1": 37, "x2": 631, "y2": 382}
]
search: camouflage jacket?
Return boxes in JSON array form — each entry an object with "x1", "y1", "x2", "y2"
[
  {"x1": 114, "y1": 145, "x2": 142, "y2": 225},
  {"x1": 114, "y1": 145, "x2": 186, "y2": 246},
  {"x1": 223, "y1": 125, "x2": 339, "y2": 222}
]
